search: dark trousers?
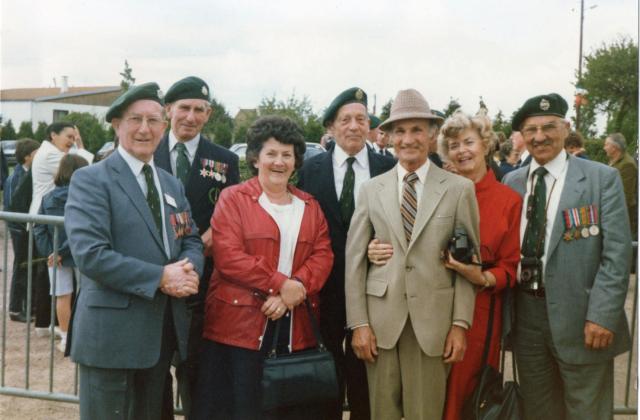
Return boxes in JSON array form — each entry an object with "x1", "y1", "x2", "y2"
[
  {"x1": 320, "y1": 300, "x2": 370, "y2": 420},
  {"x1": 514, "y1": 290, "x2": 614, "y2": 420},
  {"x1": 33, "y1": 256, "x2": 51, "y2": 328},
  {"x1": 78, "y1": 302, "x2": 177, "y2": 420},
  {"x1": 8, "y1": 228, "x2": 29, "y2": 313}
]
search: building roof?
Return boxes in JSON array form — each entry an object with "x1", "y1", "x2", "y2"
[{"x1": 1, "y1": 86, "x2": 120, "y2": 102}]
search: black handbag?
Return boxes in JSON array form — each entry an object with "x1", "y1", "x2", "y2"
[
  {"x1": 261, "y1": 300, "x2": 339, "y2": 411},
  {"x1": 462, "y1": 293, "x2": 524, "y2": 420}
]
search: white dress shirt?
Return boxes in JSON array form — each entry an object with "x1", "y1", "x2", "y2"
[
  {"x1": 168, "y1": 131, "x2": 200, "y2": 174},
  {"x1": 519, "y1": 150, "x2": 569, "y2": 279},
  {"x1": 333, "y1": 143, "x2": 370, "y2": 200},
  {"x1": 118, "y1": 147, "x2": 170, "y2": 257}
]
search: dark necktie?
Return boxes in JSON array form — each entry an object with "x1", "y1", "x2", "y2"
[
  {"x1": 142, "y1": 164, "x2": 162, "y2": 233},
  {"x1": 522, "y1": 167, "x2": 548, "y2": 257},
  {"x1": 339, "y1": 157, "x2": 356, "y2": 227},
  {"x1": 175, "y1": 142, "x2": 190, "y2": 185},
  {"x1": 401, "y1": 172, "x2": 419, "y2": 244}
]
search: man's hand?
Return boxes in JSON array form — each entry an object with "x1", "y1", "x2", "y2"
[
  {"x1": 280, "y1": 279, "x2": 306, "y2": 309},
  {"x1": 584, "y1": 321, "x2": 614, "y2": 350},
  {"x1": 47, "y1": 253, "x2": 62, "y2": 267},
  {"x1": 351, "y1": 325, "x2": 378, "y2": 363},
  {"x1": 201, "y1": 228, "x2": 213, "y2": 257},
  {"x1": 368, "y1": 238, "x2": 393, "y2": 266},
  {"x1": 443, "y1": 325, "x2": 467, "y2": 363},
  {"x1": 261, "y1": 295, "x2": 287, "y2": 321},
  {"x1": 159, "y1": 258, "x2": 199, "y2": 298}
]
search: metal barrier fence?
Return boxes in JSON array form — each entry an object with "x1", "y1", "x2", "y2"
[{"x1": 0, "y1": 210, "x2": 637, "y2": 416}]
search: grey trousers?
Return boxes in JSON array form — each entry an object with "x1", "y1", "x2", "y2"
[{"x1": 514, "y1": 290, "x2": 614, "y2": 420}]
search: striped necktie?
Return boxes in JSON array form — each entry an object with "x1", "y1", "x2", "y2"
[
  {"x1": 142, "y1": 164, "x2": 162, "y2": 233},
  {"x1": 401, "y1": 172, "x2": 419, "y2": 244}
]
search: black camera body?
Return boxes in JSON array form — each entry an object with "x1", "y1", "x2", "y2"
[
  {"x1": 446, "y1": 227, "x2": 474, "y2": 264},
  {"x1": 520, "y1": 256, "x2": 543, "y2": 290}
]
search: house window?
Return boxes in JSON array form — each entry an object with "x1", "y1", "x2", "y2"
[{"x1": 53, "y1": 110, "x2": 69, "y2": 122}]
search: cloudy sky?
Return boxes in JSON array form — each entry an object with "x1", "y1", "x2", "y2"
[{"x1": 1, "y1": 0, "x2": 637, "y2": 126}]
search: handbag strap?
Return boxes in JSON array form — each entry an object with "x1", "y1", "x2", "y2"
[
  {"x1": 481, "y1": 293, "x2": 496, "y2": 367},
  {"x1": 268, "y1": 300, "x2": 327, "y2": 358}
]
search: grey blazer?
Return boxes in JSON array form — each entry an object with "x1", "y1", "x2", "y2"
[
  {"x1": 65, "y1": 151, "x2": 204, "y2": 369},
  {"x1": 504, "y1": 155, "x2": 632, "y2": 364}
]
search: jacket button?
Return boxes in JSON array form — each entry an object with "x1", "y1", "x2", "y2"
[
  {"x1": 405, "y1": 266, "x2": 413, "y2": 272},
  {"x1": 268, "y1": 289, "x2": 273, "y2": 294},
  {"x1": 233, "y1": 299, "x2": 238, "y2": 305}
]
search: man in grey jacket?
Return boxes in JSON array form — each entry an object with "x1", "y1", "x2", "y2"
[{"x1": 65, "y1": 83, "x2": 204, "y2": 420}]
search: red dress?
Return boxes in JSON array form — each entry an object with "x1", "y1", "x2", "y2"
[{"x1": 443, "y1": 169, "x2": 522, "y2": 420}]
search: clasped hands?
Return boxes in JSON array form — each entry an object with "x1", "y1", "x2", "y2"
[
  {"x1": 160, "y1": 258, "x2": 200, "y2": 298},
  {"x1": 261, "y1": 279, "x2": 306, "y2": 321}
]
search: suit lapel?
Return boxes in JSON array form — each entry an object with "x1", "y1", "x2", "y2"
[
  {"x1": 547, "y1": 159, "x2": 586, "y2": 258},
  {"x1": 159, "y1": 170, "x2": 179, "y2": 258},
  {"x1": 408, "y1": 165, "x2": 446, "y2": 252},
  {"x1": 317, "y1": 152, "x2": 344, "y2": 231},
  {"x1": 154, "y1": 134, "x2": 172, "y2": 174},
  {"x1": 109, "y1": 153, "x2": 165, "y2": 252},
  {"x1": 185, "y1": 138, "x2": 208, "y2": 202},
  {"x1": 377, "y1": 168, "x2": 407, "y2": 252}
]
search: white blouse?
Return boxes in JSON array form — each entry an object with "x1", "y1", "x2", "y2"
[{"x1": 258, "y1": 192, "x2": 305, "y2": 277}]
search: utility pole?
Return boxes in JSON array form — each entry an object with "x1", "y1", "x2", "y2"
[{"x1": 576, "y1": 0, "x2": 585, "y2": 131}]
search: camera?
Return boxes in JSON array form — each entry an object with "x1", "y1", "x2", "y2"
[
  {"x1": 444, "y1": 227, "x2": 474, "y2": 264},
  {"x1": 520, "y1": 256, "x2": 543, "y2": 290}
]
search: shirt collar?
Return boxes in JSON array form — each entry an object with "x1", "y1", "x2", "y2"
[
  {"x1": 333, "y1": 142, "x2": 370, "y2": 169},
  {"x1": 529, "y1": 149, "x2": 568, "y2": 180},
  {"x1": 169, "y1": 130, "x2": 200, "y2": 158},
  {"x1": 118, "y1": 146, "x2": 156, "y2": 177},
  {"x1": 397, "y1": 158, "x2": 430, "y2": 185}
]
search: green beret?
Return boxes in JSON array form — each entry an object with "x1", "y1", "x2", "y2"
[
  {"x1": 164, "y1": 76, "x2": 211, "y2": 104},
  {"x1": 511, "y1": 93, "x2": 568, "y2": 130},
  {"x1": 106, "y1": 82, "x2": 164, "y2": 122},
  {"x1": 369, "y1": 114, "x2": 381, "y2": 129},
  {"x1": 322, "y1": 87, "x2": 368, "y2": 127}
]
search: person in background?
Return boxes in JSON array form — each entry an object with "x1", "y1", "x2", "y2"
[
  {"x1": 34, "y1": 154, "x2": 89, "y2": 352},
  {"x1": 6, "y1": 138, "x2": 40, "y2": 323},
  {"x1": 193, "y1": 116, "x2": 333, "y2": 420},
  {"x1": 603, "y1": 132, "x2": 637, "y2": 237},
  {"x1": 498, "y1": 139, "x2": 521, "y2": 175},
  {"x1": 565, "y1": 131, "x2": 589, "y2": 159},
  {"x1": 438, "y1": 111, "x2": 521, "y2": 420}
]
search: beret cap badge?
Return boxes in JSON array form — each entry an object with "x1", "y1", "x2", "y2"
[
  {"x1": 355, "y1": 89, "x2": 364, "y2": 101},
  {"x1": 202, "y1": 85, "x2": 208, "y2": 96},
  {"x1": 539, "y1": 98, "x2": 550, "y2": 111},
  {"x1": 157, "y1": 89, "x2": 164, "y2": 100}
]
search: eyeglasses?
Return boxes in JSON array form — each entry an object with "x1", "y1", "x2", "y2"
[
  {"x1": 521, "y1": 122, "x2": 562, "y2": 138},
  {"x1": 124, "y1": 114, "x2": 166, "y2": 130}
]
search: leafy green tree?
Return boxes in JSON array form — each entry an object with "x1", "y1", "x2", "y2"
[
  {"x1": 380, "y1": 99, "x2": 393, "y2": 121},
  {"x1": 120, "y1": 60, "x2": 136, "y2": 91},
  {"x1": 443, "y1": 98, "x2": 461, "y2": 117},
  {"x1": 257, "y1": 93, "x2": 324, "y2": 142},
  {"x1": 34, "y1": 121, "x2": 48, "y2": 141},
  {"x1": 202, "y1": 98, "x2": 234, "y2": 148},
  {"x1": 492, "y1": 110, "x2": 512, "y2": 138},
  {"x1": 1, "y1": 120, "x2": 17, "y2": 140},
  {"x1": 17, "y1": 121, "x2": 34, "y2": 139},
  {"x1": 577, "y1": 37, "x2": 638, "y2": 152},
  {"x1": 61, "y1": 112, "x2": 108, "y2": 153}
]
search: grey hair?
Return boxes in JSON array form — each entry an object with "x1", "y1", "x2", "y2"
[{"x1": 607, "y1": 133, "x2": 626, "y2": 152}]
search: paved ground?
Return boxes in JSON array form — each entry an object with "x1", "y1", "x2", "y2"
[{"x1": 0, "y1": 220, "x2": 636, "y2": 419}]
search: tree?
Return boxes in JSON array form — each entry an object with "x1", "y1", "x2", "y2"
[
  {"x1": 202, "y1": 97, "x2": 234, "y2": 148},
  {"x1": 577, "y1": 37, "x2": 638, "y2": 151},
  {"x1": 255, "y1": 92, "x2": 323, "y2": 142},
  {"x1": 1, "y1": 120, "x2": 17, "y2": 140},
  {"x1": 120, "y1": 60, "x2": 136, "y2": 91},
  {"x1": 61, "y1": 112, "x2": 108, "y2": 153},
  {"x1": 443, "y1": 98, "x2": 461, "y2": 117},
  {"x1": 492, "y1": 110, "x2": 512, "y2": 138},
  {"x1": 17, "y1": 121, "x2": 34, "y2": 139},
  {"x1": 380, "y1": 99, "x2": 393, "y2": 121},
  {"x1": 34, "y1": 121, "x2": 48, "y2": 141}
]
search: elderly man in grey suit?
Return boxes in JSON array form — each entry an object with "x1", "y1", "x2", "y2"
[
  {"x1": 504, "y1": 93, "x2": 632, "y2": 420},
  {"x1": 65, "y1": 83, "x2": 204, "y2": 420},
  {"x1": 345, "y1": 89, "x2": 480, "y2": 420}
]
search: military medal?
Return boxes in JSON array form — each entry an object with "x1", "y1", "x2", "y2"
[
  {"x1": 214, "y1": 172, "x2": 222, "y2": 181},
  {"x1": 589, "y1": 225, "x2": 599, "y2": 236},
  {"x1": 581, "y1": 227, "x2": 590, "y2": 238},
  {"x1": 588, "y1": 204, "x2": 599, "y2": 237}
]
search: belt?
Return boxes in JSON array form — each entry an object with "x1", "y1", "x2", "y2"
[{"x1": 519, "y1": 287, "x2": 546, "y2": 298}]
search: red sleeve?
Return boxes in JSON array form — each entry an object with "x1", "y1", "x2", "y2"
[
  {"x1": 292, "y1": 200, "x2": 334, "y2": 295},
  {"x1": 211, "y1": 188, "x2": 287, "y2": 294},
  {"x1": 487, "y1": 194, "x2": 522, "y2": 292}
]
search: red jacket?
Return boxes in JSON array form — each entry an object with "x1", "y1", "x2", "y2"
[{"x1": 203, "y1": 177, "x2": 334, "y2": 351}]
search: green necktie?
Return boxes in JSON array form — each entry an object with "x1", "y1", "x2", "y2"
[
  {"x1": 522, "y1": 167, "x2": 548, "y2": 257},
  {"x1": 142, "y1": 164, "x2": 162, "y2": 233},
  {"x1": 339, "y1": 157, "x2": 356, "y2": 227},
  {"x1": 175, "y1": 142, "x2": 190, "y2": 185}
]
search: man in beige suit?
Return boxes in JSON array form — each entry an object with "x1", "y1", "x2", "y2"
[{"x1": 345, "y1": 89, "x2": 480, "y2": 420}]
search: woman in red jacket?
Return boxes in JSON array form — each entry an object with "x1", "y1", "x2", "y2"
[
  {"x1": 192, "y1": 116, "x2": 333, "y2": 420},
  {"x1": 439, "y1": 111, "x2": 521, "y2": 420}
]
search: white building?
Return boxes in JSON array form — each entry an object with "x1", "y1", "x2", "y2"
[{"x1": 0, "y1": 78, "x2": 120, "y2": 130}]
